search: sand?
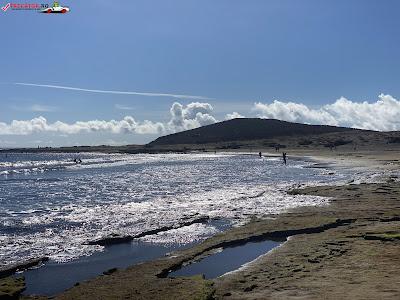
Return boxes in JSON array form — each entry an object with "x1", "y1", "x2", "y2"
[{"x1": 2, "y1": 148, "x2": 399, "y2": 300}]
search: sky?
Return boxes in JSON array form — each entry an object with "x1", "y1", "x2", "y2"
[{"x1": 0, "y1": 0, "x2": 400, "y2": 147}]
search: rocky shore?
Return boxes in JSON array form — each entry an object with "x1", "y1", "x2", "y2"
[
  {"x1": 2, "y1": 152, "x2": 399, "y2": 300},
  {"x1": 32, "y1": 182, "x2": 400, "y2": 299}
]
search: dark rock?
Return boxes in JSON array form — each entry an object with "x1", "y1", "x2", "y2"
[
  {"x1": 89, "y1": 216, "x2": 210, "y2": 246},
  {"x1": 243, "y1": 284, "x2": 258, "y2": 292},
  {"x1": 103, "y1": 268, "x2": 118, "y2": 275},
  {"x1": 0, "y1": 257, "x2": 49, "y2": 278}
]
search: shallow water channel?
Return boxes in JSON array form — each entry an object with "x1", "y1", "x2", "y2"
[{"x1": 169, "y1": 239, "x2": 284, "y2": 279}]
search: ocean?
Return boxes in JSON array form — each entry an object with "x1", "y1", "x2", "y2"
[{"x1": 0, "y1": 152, "x2": 351, "y2": 269}]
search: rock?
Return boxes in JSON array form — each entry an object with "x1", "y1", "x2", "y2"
[
  {"x1": 103, "y1": 268, "x2": 118, "y2": 275},
  {"x1": 243, "y1": 284, "x2": 258, "y2": 292},
  {"x1": 0, "y1": 257, "x2": 48, "y2": 278},
  {"x1": 0, "y1": 277, "x2": 25, "y2": 299},
  {"x1": 89, "y1": 216, "x2": 210, "y2": 246}
]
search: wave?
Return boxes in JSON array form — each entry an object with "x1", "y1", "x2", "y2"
[{"x1": 0, "y1": 152, "x2": 355, "y2": 267}]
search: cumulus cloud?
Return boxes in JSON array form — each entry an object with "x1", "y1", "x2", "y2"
[
  {"x1": 2, "y1": 95, "x2": 399, "y2": 137},
  {"x1": 0, "y1": 116, "x2": 164, "y2": 136},
  {"x1": 0, "y1": 102, "x2": 218, "y2": 136},
  {"x1": 184, "y1": 102, "x2": 214, "y2": 119},
  {"x1": 168, "y1": 102, "x2": 216, "y2": 130},
  {"x1": 253, "y1": 94, "x2": 400, "y2": 131},
  {"x1": 225, "y1": 112, "x2": 245, "y2": 120}
]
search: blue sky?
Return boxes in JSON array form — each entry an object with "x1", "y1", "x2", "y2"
[{"x1": 1, "y1": 0, "x2": 400, "y2": 147}]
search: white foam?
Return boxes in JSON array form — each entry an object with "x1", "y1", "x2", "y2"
[{"x1": 0, "y1": 152, "x2": 352, "y2": 266}]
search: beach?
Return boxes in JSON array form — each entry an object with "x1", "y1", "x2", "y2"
[
  {"x1": 0, "y1": 152, "x2": 337, "y2": 270},
  {"x1": 2, "y1": 1, "x2": 400, "y2": 298},
  {"x1": 1, "y1": 148, "x2": 398, "y2": 299},
  {"x1": 59, "y1": 150, "x2": 400, "y2": 300},
  {"x1": 0, "y1": 151, "x2": 344, "y2": 297}
]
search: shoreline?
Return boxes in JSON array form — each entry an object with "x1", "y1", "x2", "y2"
[
  {"x1": 0, "y1": 152, "x2": 336, "y2": 272},
  {"x1": 1, "y1": 150, "x2": 399, "y2": 299}
]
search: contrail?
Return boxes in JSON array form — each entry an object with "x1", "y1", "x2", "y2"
[{"x1": 14, "y1": 82, "x2": 212, "y2": 100}]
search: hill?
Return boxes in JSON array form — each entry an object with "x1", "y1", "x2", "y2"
[{"x1": 148, "y1": 118, "x2": 360, "y2": 146}]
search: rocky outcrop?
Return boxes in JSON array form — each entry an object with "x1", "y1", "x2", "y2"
[
  {"x1": 88, "y1": 216, "x2": 210, "y2": 246},
  {"x1": 0, "y1": 257, "x2": 48, "y2": 279}
]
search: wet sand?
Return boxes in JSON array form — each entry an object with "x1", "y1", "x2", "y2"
[{"x1": 2, "y1": 149, "x2": 399, "y2": 299}]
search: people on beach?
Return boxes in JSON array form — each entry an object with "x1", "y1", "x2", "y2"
[
  {"x1": 282, "y1": 152, "x2": 287, "y2": 165},
  {"x1": 259, "y1": 151, "x2": 262, "y2": 158}
]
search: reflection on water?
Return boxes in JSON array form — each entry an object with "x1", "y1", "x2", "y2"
[
  {"x1": 169, "y1": 239, "x2": 283, "y2": 279},
  {"x1": 0, "y1": 152, "x2": 348, "y2": 266},
  {"x1": 19, "y1": 240, "x2": 193, "y2": 296}
]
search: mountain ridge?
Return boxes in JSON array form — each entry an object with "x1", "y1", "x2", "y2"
[{"x1": 149, "y1": 118, "x2": 363, "y2": 146}]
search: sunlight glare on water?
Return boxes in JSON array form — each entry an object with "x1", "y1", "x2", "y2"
[{"x1": 0, "y1": 152, "x2": 350, "y2": 266}]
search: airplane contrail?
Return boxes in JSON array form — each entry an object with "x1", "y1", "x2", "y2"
[{"x1": 14, "y1": 82, "x2": 212, "y2": 100}]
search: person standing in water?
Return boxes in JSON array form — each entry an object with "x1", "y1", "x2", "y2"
[
  {"x1": 259, "y1": 151, "x2": 262, "y2": 158},
  {"x1": 282, "y1": 152, "x2": 287, "y2": 165}
]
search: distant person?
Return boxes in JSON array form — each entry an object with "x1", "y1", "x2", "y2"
[
  {"x1": 259, "y1": 151, "x2": 262, "y2": 158},
  {"x1": 282, "y1": 152, "x2": 287, "y2": 165}
]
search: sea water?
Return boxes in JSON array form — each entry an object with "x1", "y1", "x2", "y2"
[{"x1": 0, "y1": 152, "x2": 351, "y2": 268}]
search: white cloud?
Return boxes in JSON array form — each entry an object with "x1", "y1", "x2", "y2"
[
  {"x1": 253, "y1": 101, "x2": 337, "y2": 125},
  {"x1": 2, "y1": 95, "x2": 399, "y2": 139},
  {"x1": 15, "y1": 83, "x2": 211, "y2": 100},
  {"x1": 0, "y1": 102, "x2": 217, "y2": 136},
  {"x1": 168, "y1": 102, "x2": 216, "y2": 130},
  {"x1": 0, "y1": 116, "x2": 164, "y2": 136},
  {"x1": 253, "y1": 94, "x2": 400, "y2": 131},
  {"x1": 225, "y1": 112, "x2": 245, "y2": 120},
  {"x1": 115, "y1": 104, "x2": 135, "y2": 110},
  {"x1": 184, "y1": 102, "x2": 214, "y2": 119},
  {"x1": 10, "y1": 104, "x2": 57, "y2": 112},
  {"x1": 30, "y1": 104, "x2": 57, "y2": 112}
]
